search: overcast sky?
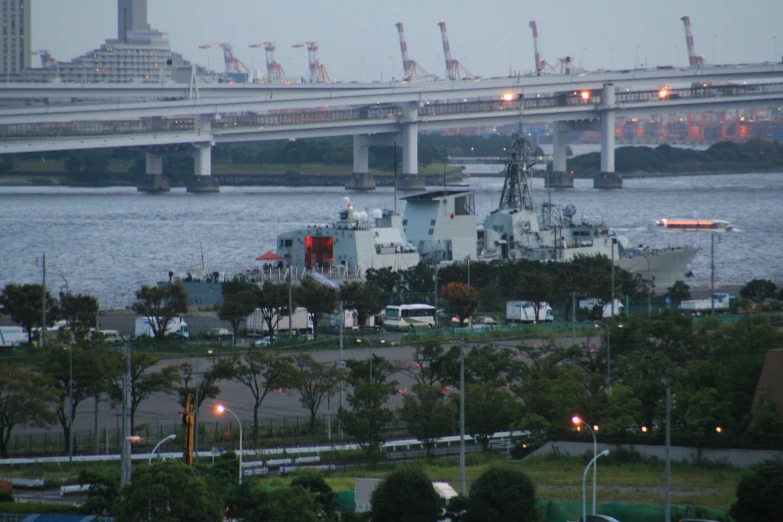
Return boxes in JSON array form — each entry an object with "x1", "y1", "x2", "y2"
[{"x1": 32, "y1": 0, "x2": 782, "y2": 81}]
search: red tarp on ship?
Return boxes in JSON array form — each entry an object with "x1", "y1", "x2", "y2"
[{"x1": 256, "y1": 251, "x2": 283, "y2": 261}]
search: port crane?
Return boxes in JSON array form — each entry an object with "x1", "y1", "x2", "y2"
[
  {"x1": 198, "y1": 43, "x2": 248, "y2": 74},
  {"x1": 528, "y1": 21, "x2": 573, "y2": 75},
  {"x1": 394, "y1": 22, "x2": 431, "y2": 80},
  {"x1": 291, "y1": 41, "x2": 331, "y2": 83},
  {"x1": 32, "y1": 50, "x2": 58, "y2": 68},
  {"x1": 680, "y1": 15, "x2": 706, "y2": 67},
  {"x1": 249, "y1": 41, "x2": 285, "y2": 83},
  {"x1": 436, "y1": 19, "x2": 475, "y2": 80}
]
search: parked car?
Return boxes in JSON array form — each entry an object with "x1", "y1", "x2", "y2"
[
  {"x1": 254, "y1": 336, "x2": 275, "y2": 347},
  {"x1": 206, "y1": 328, "x2": 232, "y2": 339}
]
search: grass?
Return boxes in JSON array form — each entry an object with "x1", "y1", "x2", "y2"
[{"x1": 0, "y1": 453, "x2": 745, "y2": 509}]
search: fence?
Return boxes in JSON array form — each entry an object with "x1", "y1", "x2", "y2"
[{"x1": 539, "y1": 501, "x2": 727, "y2": 522}]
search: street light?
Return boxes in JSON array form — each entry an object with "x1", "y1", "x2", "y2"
[
  {"x1": 64, "y1": 344, "x2": 73, "y2": 461},
  {"x1": 609, "y1": 48, "x2": 614, "y2": 70},
  {"x1": 573, "y1": 416, "x2": 599, "y2": 514},
  {"x1": 508, "y1": 51, "x2": 514, "y2": 76},
  {"x1": 360, "y1": 56, "x2": 365, "y2": 83},
  {"x1": 593, "y1": 322, "x2": 612, "y2": 387},
  {"x1": 581, "y1": 48, "x2": 586, "y2": 70},
  {"x1": 355, "y1": 338, "x2": 379, "y2": 383},
  {"x1": 582, "y1": 450, "x2": 610, "y2": 522},
  {"x1": 149, "y1": 433, "x2": 176, "y2": 464},
  {"x1": 459, "y1": 341, "x2": 466, "y2": 495},
  {"x1": 216, "y1": 404, "x2": 242, "y2": 484}
]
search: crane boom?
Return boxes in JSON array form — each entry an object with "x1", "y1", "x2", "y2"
[
  {"x1": 436, "y1": 19, "x2": 474, "y2": 80},
  {"x1": 395, "y1": 22, "x2": 430, "y2": 79},
  {"x1": 529, "y1": 21, "x2": 542, "y2": 75},
  {"x1": 680, "y1": 15, "x2": 705, "y2": 67}
]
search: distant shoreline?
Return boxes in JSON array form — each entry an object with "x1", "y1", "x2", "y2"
[{"x1": 0, "y1": 168, "x2": 780, "y2": 188}]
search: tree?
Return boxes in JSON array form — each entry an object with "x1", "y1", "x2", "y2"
[
  {"x1": 78, "y1": 469, "x2": 119, "y2": 515},
  {"x1": 0, "y1": 283, "x2": 59, "y2": 343},
  {"x1": 400, "y1": 384, "x2": 455, "y2": 456},
  {"x1": 109, "y1": 352, "x2": 180, "y2": 434},
  {"x1": 457, "y1": 383, "x2": 520, "y2": 451},
  {"x1": 370, "y1": 467, "x2": 441, "y2": 522},
  {"x1": 226, "y1": 348, "x2": 292, "y2": 442},
  {"x1": 667, "y1": 280, "x2": 691, "y2": 304},
  {"x1": 59, "y1": 291, "x2": 99, "y2": 341},
  {"x1": 176, "y1": 357, "x2": 233, "y2": 412},
  {"x1": 397, "y1": 342, "x2": 455, "y2": 386},
  {"x1": 218, "y1": 289, "x2": 258, "y2": 341},
  {"x1": 295, "y1": 277, "x2": 338, "y2": 339},
  {"x1": 338, "y1": 382, "x2": 395, "y2": 459},
  {"x1": 37, "y1": 343, "x2": 121, "y2": 452},
  {"x1": 730, "y1": 460, "x2": 783, "y2": 522},
  {"x1": 441, "y1": 282, "x2": 480, "y2": 326},
  {"x1": 340, "y1": 282, "x2": 382, "y2": 328},
  {"x1": 287, "y1": 354, "x2": 340, "y2": 435},
  {"x1": 0, "y1": 364, "x2": 56, "y2": 457},
  {"x1": 290, "y1": 473, "x2": 339, "y2": 521},
  {"x1": 130, "y1": 284, "x2": 188, "y2": 340},
  {"x1": 466, "y1": 468, "x2": 539, "y2": 522},
  {"x1": 115, "y1": 459, "x2": 224, "y2": 522},
  {"x1": 517, "y1": 266, "x2": 555, "y2": 321},
  {"x1": 740, "y1": 278, "x2": 777, "y2": 304},
  {"x1": 256, "y1": 281, "x2": 292, "y2": 337}
]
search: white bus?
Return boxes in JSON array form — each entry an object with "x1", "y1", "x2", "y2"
[{"x1": 383, "y1": 304, "x2": 436, "y2": 331}]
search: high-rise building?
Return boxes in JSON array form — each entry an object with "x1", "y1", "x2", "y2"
[
  {"x1": 1, "y1": 0, "x2": 32, "y2": 76},
  {"x1": 117, "y1": 0, "x2": 149, "y2": 43}
]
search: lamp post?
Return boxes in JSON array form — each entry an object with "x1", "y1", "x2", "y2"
[
  {"x1": 645, "y1": 254, "x2": 652, "y2": 318},
  {"x1": 459, "y1": 340, "x2": 466, "y2": 495},
  {"x1": 193, "y1": 349, "x2": 213, "y2": 462},
  {"x1": 216, "y1": 404, "x2": 242, "y2": 484},
  {"x1": 355, "y1": 338, "x2": 374, "y2": 383},
  {"x1": 572, "y1": 416, "x2": 598, "y2": 514},
  {"x1": 360, "y1": 56, "x2": 365, "y2": 83},
  {"x1": 594, "y1": 322, "x2": 611, "y2": 387},
  {"x1": 149, "y1": 433, "x2": 176, "y2": 464},
  {"x1": 609, "y1": 48, "x2": 614, "y2": 70},
  {"x1": 64, "y1": 344, "x2": 73, "y2": 461},
  {"x1": 582, "y1": 450, "x2": 610, "y2": 522},
  {"x1": 508, "y1": 51, "x2": 514, "y2": 76}
]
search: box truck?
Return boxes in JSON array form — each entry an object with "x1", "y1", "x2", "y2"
[
  {"x1": 246, "y1": 307, "x2": 313, "y2": 336},
  {"x1": 506, "y1": 301, "x2": 554, "y2": 323},
  {"x1": 134, "y1": 317, "x2": 189, "y2": 339}
]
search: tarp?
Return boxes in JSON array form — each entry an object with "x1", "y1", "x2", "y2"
[{"x1": 256, "y1": 251, "x2": 283, "y2": 261}]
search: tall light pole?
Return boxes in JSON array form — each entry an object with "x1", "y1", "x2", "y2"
[
  {"x1": 217, "y1": 404, "x2": 242, "y2": 484},
  {"x1": 356, "y1": 338, "x2": 373, "y2": 383},
  {"x1": 360, "y1": 56, "x2": 365, "y2": 83},
  {"x1": 508, "y1": 51, "x2": 514, "y2": 76},
  {"x1": 609, "y1": 48, "x2": 614, "y2": 70},
  {"x1": 288, "y1": 253, "x2": 293, "y2": 338},
  {"x1": 573, "y1": 416, "x2": 598, "y2": 514},
  {"x1": 594, "y1": 322, "x2": 611, "y2": 386},
  {"x1": 712, "y1": 34, "x2": 717, "y2": 63},
  {"x1": 459, "y1": 340, "x2": 466, "y2": 495},
  {"x1": 149, "y1": 433, "x2": 176, "y2": 464},
  {"x1": 582, "y1": 450, "x2": 610, "y2": 522},
  {"x1": 675, "y1": 45, "x2": 680, "y2": 67},
  {"x1": 65, "y1": 344, "x2": 73, "y2": 461}
]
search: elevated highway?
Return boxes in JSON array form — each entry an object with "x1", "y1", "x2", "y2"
[{"x1": 1, "y1": 63, "x2": 782, "y2": 191}]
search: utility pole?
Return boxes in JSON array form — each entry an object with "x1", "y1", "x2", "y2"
[
  {"x1": 121, "y1": 341, "x2": 132, "y2": 488},
  {"x1": 393, "y1": 142, "x2": 398, "y2": 213},
  {"x1": 710, "y1": 234, "x2": 715, "y2": 316},
  {"x1": 338, "y1": 300, "x2": 344, "y2": 438},
  {"x1": 459, "y1": 341, "x2": 466, "y2": 495},
  {"x1": 664, "y1": 388, "x2": 672, "y2": 522},
  {"x1": 571, "y1": 291, "x2": 576, "y2": 345},
  {"x1": 288, "y1": 254, "x2": 294, "y2": 338},
  {"x1": 610, "y1": 239, "x2": 616, "y2": 317},
  {"x1": 41, "y1": 253, "x2": 46, "y2": 349}
]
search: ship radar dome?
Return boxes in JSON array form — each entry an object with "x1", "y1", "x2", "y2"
[
  {"x1": 359, "y1": 211, "x2": 369, "y2": 221},
  {"x1": 372, "y1": 208, "x2": 383, "y2": 219}
]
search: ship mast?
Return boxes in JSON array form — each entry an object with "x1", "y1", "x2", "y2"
[{"x1": 498, "y1": 132, "x2": 537, "y2": 211}]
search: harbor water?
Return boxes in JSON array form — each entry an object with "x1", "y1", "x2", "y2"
[{"x1": 1, "y1": 172, "x2": 781, "y2": 307}]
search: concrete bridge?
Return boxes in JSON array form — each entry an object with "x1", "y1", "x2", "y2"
[{"x1": 1, "y1": 63, "x2": 782, "y2": 191}]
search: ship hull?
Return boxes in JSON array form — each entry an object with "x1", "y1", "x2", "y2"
[{"x1": 616, "y1": 248, "x2": 699, "y2": 289}]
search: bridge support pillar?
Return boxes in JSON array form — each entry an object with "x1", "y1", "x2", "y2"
[
  {"x1": 346, "y1": 135, "x2": 376, "y2": 190},
  {"x1": 398, "y1": 103, "x2": 426, "y2": 192},
  {"x1": 545, "y1": 170, "x2": 574, "y2": 188},
  {"x1": 595, "y1": 83, "x2": 623, "y2": 189},
  {"x1": 138, "y1": 152, "x2": 170, "y2": 192},
  {"x1": 187, "y1": 144, "x2": 219, "y2": 193},
  {"x1": 550, "y1": 121, "x2": 572, "y2": 188}
]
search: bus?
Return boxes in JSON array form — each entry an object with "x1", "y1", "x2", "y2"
[{"x1": 383, "y1": 304, "x2": 436, "y2": 331}]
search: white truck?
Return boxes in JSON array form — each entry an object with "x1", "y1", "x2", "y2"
[
  {"x1": 134, "y1": 317, "x2": 190, "y2": 339},
  {"x1": 246, "y1": 307, "x2": 313, "y2": 337},
  {"x1": 330, "y1": 309, "x2": 378, "y2": 331},
  {"x1": 579, "y1": 298, "x2": 625, "y2": 318},
  {"x1": 506, "y1": 301, "x2": 554, "y2": 323},
  {"x1": 680, "y1": 293, "x2": 734, "y2": 314},
  {"x1": 0, "y1": 326, "x2": 27, "y2": 348}
]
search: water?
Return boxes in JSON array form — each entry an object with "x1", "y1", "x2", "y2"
[{"x1": 1, "y1": 173, "x2": 781, "y2": 308}]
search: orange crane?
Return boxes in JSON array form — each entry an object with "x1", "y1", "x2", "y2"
[
  {"x1": 198, "y1": 43, "x2": 248, "y2": 74},
  {"x1": 436, "y1": 19, "x2": 474, "y2": 80},
  {"x1": 249, "y1": 41, "x2": 285, "y2": 83},
  {"x1": 291, "y1": 42, "x2": 331, "y2": 83},
  {"x1": 680, "y1": 15, "x2": 705, "y2": 67},
  {"x1": 394, "y1": 22, "x2": 429, "y2": 80},
  {"x1": 528, "y1": 21, "x2": 573, "y2": 75}
]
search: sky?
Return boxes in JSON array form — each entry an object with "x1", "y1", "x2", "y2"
[{"x1": 32, "y1": 0, "x2": 783, "y2": 82}]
